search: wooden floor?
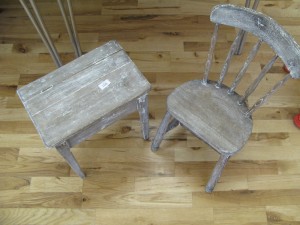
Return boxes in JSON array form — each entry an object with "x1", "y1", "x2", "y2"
[{"x1": 1, "y1": 0, "x2": 300, "y2": 224}]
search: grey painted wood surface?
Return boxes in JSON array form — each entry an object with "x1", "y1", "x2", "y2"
[
  {"x1": 152, "y1": 4, "x2": 300, "y2": 192},
  {"x1": 211, "y1": 4, "x2": 300, "y2": 78},
  {"x1": 18, "y1": 40, "x2": 151, "y2": 178},
  {"x1": 18, "y1": 40, "x2": 151, "y2": 148},
  {"x1": 167, "y1": 80, "x2": 252, "y2": 154},
  {"x1": 56, "y1": 141, "x2": 85, "y2": 178}
]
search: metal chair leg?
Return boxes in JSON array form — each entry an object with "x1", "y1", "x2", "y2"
[
  {"x1": 20, "y1": 0, "x2": 82, "y2": 67},
  {"x1": 20, "y1": 0, "x2": 63, "y2": 67},
  {"x1": 57, "y1": 0, "x2": 82, "y2": 57}
]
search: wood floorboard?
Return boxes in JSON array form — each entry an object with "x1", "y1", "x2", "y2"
[{"x1": 0, "y1": 0, "x2": 300, "y2": 224}]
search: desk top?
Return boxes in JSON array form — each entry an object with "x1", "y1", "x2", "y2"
[{"x1": 17, "y1": 40, "x2": 151, "y2": 147}]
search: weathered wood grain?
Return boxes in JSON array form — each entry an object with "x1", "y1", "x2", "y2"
[
  {"x1": 266, "y1": 205, "x2": 300, "y2": 225},
  {"x1": 214, "y1": 207, "x2": 268, "y2": 225},
  {"x1": 0, "y1": 190, "x2": 83, "y2": 208},
  {"x1": 30, "y1": 177, "x2": 83, "y2": 192},
  {"x1": 152, "y1": 3, "x2": 300, "y2": 192},
  {"x1": 17, "y1": 40, "x2": 151, "y2": 147},
  {"x1": 211, "y1": 4, "x2": 300, "y2": 78},
  {"x1": 96, "y1": 208, "x2": 213, "y2": 225},
  {"x1": 82, "y1": 191, "x2": 192, "y2": 208},
  {"x1": 17, "y1": 39, "x2": 151, "y2": 178},
  {"x1": 0, "y1": 0, "x2": 300, "y2": 224},
  {"x1": 194, "y1": 190, "x2": 300, "y2": 207},
  {"x1": 0, "y1": 208, "x2": 95, "y2": 225}
]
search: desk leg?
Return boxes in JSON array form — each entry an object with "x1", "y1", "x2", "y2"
[
  {"x1": 137, "y1": 94, "x2": 149, "y2": 140},
  {"x1": 56, "y1": 142, "x2": 85, "y2": 178}
]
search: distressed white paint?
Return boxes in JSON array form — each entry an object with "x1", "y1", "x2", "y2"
[
  {"x1": 17, "y1": 40, "x2": 151, "y2": 178},
  {"x1": 152, "y1": 4, "x2": 300, "y2": 193},
  {"x1": 211, "y1": 4, "x2": 300, "y2": 78}
]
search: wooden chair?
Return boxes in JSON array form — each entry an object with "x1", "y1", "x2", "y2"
[
  {"x1": 151, "y1": 4, "x2": 300, "y2": 192},
  {"x1": 17, "y1": 40, "x2": 151, "y2": 178}
]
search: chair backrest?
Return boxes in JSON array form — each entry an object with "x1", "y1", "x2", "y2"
[{"x1": 203, "y1": 4, "x2": 300, "y2": 116}]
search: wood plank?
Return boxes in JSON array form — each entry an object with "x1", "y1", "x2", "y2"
[
  {"x1": 0, "y1": 109, "x2": 31, "y2": 121},
  {"x1": 0, "y1": 161, "x2": 70, "y2": 177},
  {"x1": 135, "y1": 176, "x2": 248, "y2": 193},
  {"x1": 213, "y1": 207, "x2": 267, "y2": 225},
  {"x1": 82, "y1": 191, "x2": 192, "y2": 208},
  {"x1": 0, "y1": 190, "x2": 82, "y2": 208},
  {"x1": 248, "y1": 174, "x2": 300, "y2": 190},
  {"x1": 0, "y1": 208, "x2": 96, "y2": 225},
  {"x1": 71, "y1": 147, "x2": 174, "y2": 164},
  {"x1": 18, "y1": 148, "x2": 65, "y2": 163},
  {"x1": 0, "y1": 147, "x2": 19, "y2": 163},
  {"x1": 175, "y1": 161, "x2": 278, "y2": 177},
  {"x1": 96, "y1": 208, "x2": 213, "y2": 225},
  {"x1": 187, "y1": 132, "x2": 300, "y2": 148},
  {"x1": 0, "y1": 43, "x2": 13, "y2": 53},
  {"x1": 278, "y1": 160, "x2": 300, "y2": 175},
  {"x1": 0, "y1": 177, "x2": 30, "y2": 191},
  {"x1": 83, "y1": 176, "x2": 135, "y2": 192},
  {"x1": 175, "y1": 146, "x2": 300, "y2": 161},
  {"x1": 0, "y1": 121, "x2": 36, "y2": 134},
  {"x1": 0, "y1": 73, "x2": 19, "y2": 86},
  {"x1": 30, "y1": 177, "x2": 83, "y2": 193},
  {"x1": 0, "y1": 134, "x2": 45, "y2": 148},
  {"x1": 266, "y1": 205, "x2": 300, "y2": 225},
  {"x1": 75, "y1": 162, "x2": 175, "y2": 178},
  {"x1": 193, "y1": 190, "x2": 300, "y2": 207}
]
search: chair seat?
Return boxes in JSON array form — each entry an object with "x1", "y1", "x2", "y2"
[
  {"x1": 17, "y1": 40, "x2": 151, "y2": 147},
  {"x1": 167, "y1": 80, "x2": 253, "y2": 153}
]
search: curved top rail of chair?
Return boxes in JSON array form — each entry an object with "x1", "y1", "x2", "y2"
[{"x1": 211, "y1": 4, "x2": 300, "y2": 79}]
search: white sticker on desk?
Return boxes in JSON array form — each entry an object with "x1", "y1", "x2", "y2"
[{"x1": 98, "y1": 79, "x2": 111, "y2": 90}]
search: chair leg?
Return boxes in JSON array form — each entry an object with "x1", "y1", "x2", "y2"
[
  {"x1": 151, "y1": 111, "x2": 174, "y2": 152},
  {"x1": 137, "y1": 94, "x2": 149, "y2": 140},
  {"x1": 56, "y1": 142, "x2": 85, "y2": 179},
  {"x1": 205, "y1": 154, "x2": 230, "y2": 193},
  {"x1": 166, "y1": 117, "x2": 180, "y2": 133}
]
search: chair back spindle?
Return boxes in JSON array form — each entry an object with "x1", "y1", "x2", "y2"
[
  {"x1": 239, "y1": 54, "x2": 278, "y2": 104},
  {"x1": 228, "y1": 39, "x2": 262, "y2": 94},
  {"x1": 216, "y1": 30, "x2": 244, "y2": 88},
  {"x1": 209, "y1": 4, "x2": 300, "y2": 113},
  {"x1": 245, "y1": 74, "x2": 292, "y2": 116},
  {"x1": 210, "y1": 5, "x2": 300, "y2": 79},
  {"x1": 203, "y1": 24, "x2": 219, "y2": 84}
]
